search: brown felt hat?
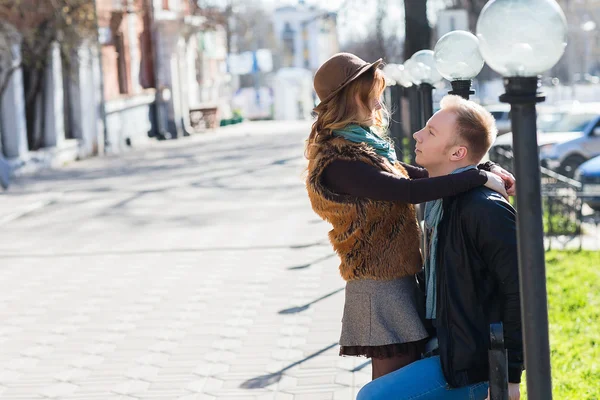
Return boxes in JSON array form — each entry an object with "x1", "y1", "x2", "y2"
[{"x1": 314, "y1": 53, "x2": 383, "y2": 103}]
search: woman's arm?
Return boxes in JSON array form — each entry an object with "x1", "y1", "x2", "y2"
[
  {"x1": 322, "y1": 159, "x2": 488, "y2": 204},
  {"x1": 397, "y1": 160, "x2": 500, "y2": 180},
  {"x1": 397, "y1": 161, "x2": 429, "y2": 179}
]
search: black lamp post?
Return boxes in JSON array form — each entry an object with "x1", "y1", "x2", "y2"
[
  {"x1": 477, "y1": 1, "x2": 569, "y2": 399},
  {"x1": 383, "y1": 64, "x2": 416, "y2": 165},
  {"x1": 382, "y1": 65, "x2": 404, "y2": 150},
  {"x1": 418, "y1": 83, "x2": 434, "y2": 125},
  {"x1": 406, "y1": 85, "x2": 421, "y2": 166},
  {"x1": 406, "y1": 50, "x2": 442, "y2": 130}
]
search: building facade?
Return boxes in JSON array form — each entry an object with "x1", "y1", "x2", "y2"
[
  {"x1": 272, "y1": 4, "x2": 339, "y2": 72},
  {"x1": 0, "y1": 0, "x2": 231, "y2": 181}
]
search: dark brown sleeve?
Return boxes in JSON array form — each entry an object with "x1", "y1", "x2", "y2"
[
  {"x1": 397, "y1": 160, "x2": 496, "y2": 179},
  {"x1": 322, "y1": 159, "x2": 488, "y2": 204},
  {"x1": 398, "y1": 161, "x2": 429, "y2": 179}
]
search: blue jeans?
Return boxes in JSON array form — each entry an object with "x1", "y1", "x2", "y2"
[{"x1": 357, "y1": 356, "x2": 489, "y2": 400}]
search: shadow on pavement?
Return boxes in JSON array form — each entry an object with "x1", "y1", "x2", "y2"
[
  {"x1": 351, "y1": 359, "x2": 372, "y2": 372},
  {"x1": 288, "y1": 240, "x2": 328, "y2": 250},
  {"x1": 240, "y1": 342, "x2": 338, "y2": 389},
  {"x1": 278, "y1": 287, "x2": 344, "y2": 315},
  {"x1": 287, "y1": 253, "x2": 335, "y2": 270}
]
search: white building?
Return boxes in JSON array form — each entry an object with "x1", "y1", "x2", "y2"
[{"x1": 272, "y1": 4, "x2": 339, "y2": 72}]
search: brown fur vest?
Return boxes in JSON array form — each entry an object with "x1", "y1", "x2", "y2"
[{"x1": 306, "y1": 137, "x2": 422, "y2": 282}]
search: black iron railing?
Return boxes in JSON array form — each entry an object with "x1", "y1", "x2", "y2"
[{"x1": 489, "y1": 146, "x2": 583, "y2": 250}]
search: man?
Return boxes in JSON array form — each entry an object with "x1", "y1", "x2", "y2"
[{"x1": 357, "y1": 95, "x2": 524, "y2": 400}]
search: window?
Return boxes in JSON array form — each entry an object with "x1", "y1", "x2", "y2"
[{"x1": 282, "y1": 23, "x2": 295, "y2": 68}]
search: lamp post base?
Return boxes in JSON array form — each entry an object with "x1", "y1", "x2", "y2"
[{"x1": 448, "y1": 80, "x2": 475, "y2": 100}]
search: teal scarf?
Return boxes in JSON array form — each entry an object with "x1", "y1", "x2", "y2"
[
  {"x1": 424, "y1": 165, "x2": 477, "y2": 320},
  {"x1": 332, "y1": 124, "x2": 397, "y2": 164}
]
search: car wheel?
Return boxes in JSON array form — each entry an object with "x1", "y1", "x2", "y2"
[{"x1": 559, "y1": 155, "x2": 587, "y2": 178}]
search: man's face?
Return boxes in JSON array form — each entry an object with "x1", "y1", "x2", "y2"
[{"x1": 413, "y1": 109, "x2": 463, "y2": 170}]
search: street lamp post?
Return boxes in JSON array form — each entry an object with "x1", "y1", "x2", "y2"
[
  {"x1": 403, "y1": 59, "x2": 422, "y2": 166},
  {"x1": 383, "y1": 64, "x2": 414, "y2": 161},
  {"x1": 477, "y1": 1, "x2": 568, "y2": 399},
  {"x1": 382, "y1": 64, "x2": 404, "y2": 151},
  {"x1": 406, "y1": 50, "x2": 443, "y2": 127},
  {"x1": 434, "y1": 30, "x2": 485, "y2": 100}
]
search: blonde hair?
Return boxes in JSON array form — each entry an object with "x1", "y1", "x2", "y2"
[
  {"x1": 439, "y1": 95, "x2": 498, "y2": 163},
  {"x1": 305, "y1": 67, "x2": 389, "y2": 159}
]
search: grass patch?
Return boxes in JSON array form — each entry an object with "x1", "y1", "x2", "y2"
[{"x1": 521, "y1": 251, "x2": 600, "y2": 399}]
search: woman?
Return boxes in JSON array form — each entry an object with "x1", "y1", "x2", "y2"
[{"x1": 305, "y1": 53, "x2": 513, "y2": 380}]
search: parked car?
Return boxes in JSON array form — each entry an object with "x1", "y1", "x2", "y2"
[
  {"x1": 489, "y1": 103, "x2": 600, "y2": 177},
  {"x1": 485, "y1": 104, "x2": 511, "y2": 135},
  {"x1": 575, "y1": 155, "x2": 600, "y2": 211}
]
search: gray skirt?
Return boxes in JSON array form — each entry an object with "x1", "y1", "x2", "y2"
[{"x1": 339, "y1": 276, "x2": 428, "y2": 349}]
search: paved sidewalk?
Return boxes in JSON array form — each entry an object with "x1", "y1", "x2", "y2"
[
  {"x1": 0, "y1": 121, "x2": 371, "y2": 400},
  {"x1": 1, "y1": 120, "x2": 597, "y2": 400}
]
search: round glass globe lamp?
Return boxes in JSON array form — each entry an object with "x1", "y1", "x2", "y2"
[
  {"x1": 403, "y1": 58, "x2": 421, "y2": 85},
  {"x1": 382, "y1": 64, "x2": 399, "y2": 86},
  {"x1": 394, "y1": 64, "x2": 413, "y2": 88},
  {"x1": 408, "y1": 50, "x2": 443, "y2": 85},
  {"x1": 476, "y1": 0, "x2": 567, "y2": 77},
  {"x1": 434, "y1": 30, "x2": 485, "y2": 81}
]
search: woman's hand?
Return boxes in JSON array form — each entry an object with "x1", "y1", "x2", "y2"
[
  {"x1": 490, "y1": 165, "x2": 516, "y2": 196},
  {"x1": 484, "y1": 171, "x2": 509, "y2": 200}
]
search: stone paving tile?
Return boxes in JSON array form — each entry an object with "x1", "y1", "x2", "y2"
[{"x1": 0, "y1": 122, "x2": 371, "y2": 399}]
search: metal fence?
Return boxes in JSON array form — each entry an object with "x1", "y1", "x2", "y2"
[{"x1": 489, "y1": 146, "x2": 584, "y2": 250}]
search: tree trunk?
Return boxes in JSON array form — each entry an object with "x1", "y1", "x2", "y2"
[
  {"x1": 403, "y1": 0, "x2": 431, "y2": 60},
  {"x1": 375, "y1": 0, "x2": 388, "y2": 61}
]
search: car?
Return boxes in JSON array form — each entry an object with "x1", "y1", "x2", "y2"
[
  {"x1": 575, "y1": 155, "x2": 600, "y2": 211},
  {"x1": 489, "y1": 103, "x2": 600, "y2": 177},
  {"x1": 485, "y1": 104, "x2": 511, "y2": 135}
]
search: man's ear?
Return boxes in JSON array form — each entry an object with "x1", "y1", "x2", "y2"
[{"x1": 449, "y1": 145, "x2": 469, "y2": 162}]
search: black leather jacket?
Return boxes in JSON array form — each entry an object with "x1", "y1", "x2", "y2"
[{"x1": 432, "y1": 187, "x2": 524, "y2": 388}]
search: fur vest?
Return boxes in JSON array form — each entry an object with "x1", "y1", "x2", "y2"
[{"x1": 306, "y1": 137, "x2": 423, "y2": 281}]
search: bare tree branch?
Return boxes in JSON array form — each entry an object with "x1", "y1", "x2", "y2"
[{"x1": 0, "y1": 62, "x2": 22, "y2": 101}]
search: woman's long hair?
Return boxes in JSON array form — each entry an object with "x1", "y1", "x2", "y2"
[{"x1": 305, "y1": 67, "x2": 389, "y2": 160}]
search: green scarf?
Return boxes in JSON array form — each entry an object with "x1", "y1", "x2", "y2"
[{"x1": 332, "y1": 124, "x2": 397, "y2": 164}]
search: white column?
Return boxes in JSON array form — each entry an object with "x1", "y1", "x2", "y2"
[
  {"x1": 43, "y1": 42, "x2": 65, "y2": 148},
  {"x1": 177, "y1": 36, "x2": 191, "y2": 132},
  {"x1": 68, "y1": 44, "x2": 103, "y2": 157},
  {"x1": 1, "y1": 43, "x2": 28, "y2": 159},
  {"x1": 127, "y1": 4, "x2": 141, "y2": 93},
  {"x1": 170, "y1": 41, "x2": 184, "y2": 136},
  {"x1": 90, "y1": 44, "x2": 104, "y2": 155},
  {"x1": 186, "y1": 35, "x2": 200, "y2": 107}
]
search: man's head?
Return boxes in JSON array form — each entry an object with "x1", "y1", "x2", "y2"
[{"x1": 413, "y1": 95, "x2": 498, "y2": 176}]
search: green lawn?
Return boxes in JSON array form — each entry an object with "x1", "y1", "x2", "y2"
[{"x1": 522, "y1": 251, "x2": 600, "y2": 399}]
